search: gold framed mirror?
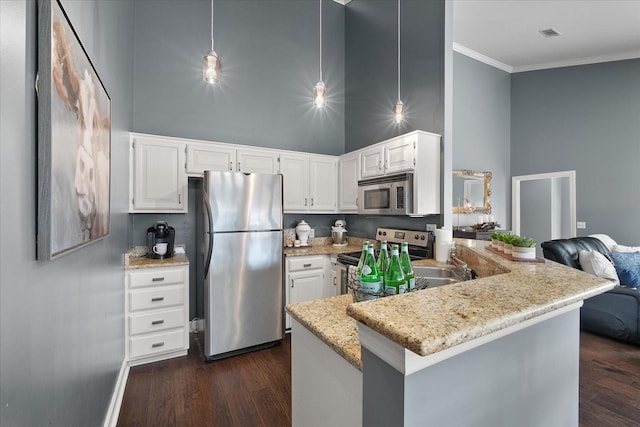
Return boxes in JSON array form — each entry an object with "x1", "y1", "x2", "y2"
[{"x1": 452, "y1": 170, "x2": 492, "y2": 214}]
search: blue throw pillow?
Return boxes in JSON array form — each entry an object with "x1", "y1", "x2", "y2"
[{"x1": 610, "y1": 252, "x2": 640, "y2": 288}]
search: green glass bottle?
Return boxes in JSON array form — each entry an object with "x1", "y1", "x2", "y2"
[
  {"x1": 400, "y1": 242, "x2": 416, "y2": 290},
  {"x1": 360, "y1": 245, "x2": 382, "y2": 300},
  {"x1": 376, "y1": 241, "x2": 390, "y2": 286},
  {"x1": 385, "y1": 245, "x2": 407, "y2": 295},
  {"x1": 356, "y1": 241, "x2": 369, "y2": 278}
]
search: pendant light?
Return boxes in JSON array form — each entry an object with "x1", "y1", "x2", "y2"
[
  {"x1": 203, "y1": 0, "x2": 221, "y2": 84},
  {"x1": 313, "y1": 0, "x2": 327, "y2": 108},
  {"x1": 393, "y1": 0, "x2": 404, "y2": 123}
]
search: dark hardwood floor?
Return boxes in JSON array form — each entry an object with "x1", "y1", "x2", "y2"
[{"x1": 117, "y1": 332, "x2": 639, "y2": 427}]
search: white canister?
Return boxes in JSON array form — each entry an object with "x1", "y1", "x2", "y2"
[{"x1": 295, "y1": 220, "x2": 311, "y2": 245}]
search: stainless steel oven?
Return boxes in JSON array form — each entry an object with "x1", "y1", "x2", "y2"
[{"x1": 357, "y1": 173, "x2": 413, "y2": 215}]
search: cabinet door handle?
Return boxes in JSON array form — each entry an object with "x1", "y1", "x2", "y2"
[
  {"x1": 303, "y1": 263, "x2": 312, "y2": 267},
  {"x1": 291, "y1": 278, "x2": 294, "y2": 288},
  {"x1": 229, "y1": 161, "x2": 233, "y2": 171},
  {"x1": 378, "y1": 161, "x2": 382, "y2": 170},
  {"x1": 384, "y1": 161, "x2": 388, "y2": 170},
  {"x1": 152, "y1": 277, "x2": 165, "y2": 282},
  {"x1": 356, "y1": 197, "x2": 358, "y2": 207},
  {"x1": 151, "y1": 342, "x2": 165, "y2": 348},
  {"x1": 333, "y1": 277, "x2": 337, "y2": 286},
  {"x1": 151, "y1": 320, "x2": 164, "y2": 325},
  {"x1": 178, "y1": 194, "x2": 182, "y2": 204},
  {"x1": 151, "y1": 297, "x2": 164, "y2": 302},
  {"x1": 238, "y1": 162, "x2": 241, "y2": 171},
  {"x1": 304, "y1": 198, "x2": 308, "y2": 207},
  {"x1": 311, "y1": 198, "x2": 314, "y2": 206}
]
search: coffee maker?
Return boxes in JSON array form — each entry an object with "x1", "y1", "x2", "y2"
[{"x1": 146, "y1": 222, "x2": 175, "y2": 259}]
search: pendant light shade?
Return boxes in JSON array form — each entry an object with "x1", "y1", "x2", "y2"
[
  {"x1": 203, "y1": 50, "x2": 221, "y2": 84},
  {"x1": 393, "y1": 0, "x2": 404, "y2": 123},
  {"x1": 203, "y1": 0, "x2": 221, "y2": 84},
  {"x1": 313, "y1": 0, "x2": 326, "y2": 108},
  {"x1": 313, "y1": 80, "x2": 327, "y2": 108}
]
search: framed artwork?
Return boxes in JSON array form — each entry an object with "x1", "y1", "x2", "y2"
[{"x1": 37, "y1": 0, "x2": 111, "y2": 260}]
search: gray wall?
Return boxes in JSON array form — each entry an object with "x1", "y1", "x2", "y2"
[
  {"x1": 0, "y1": 0, "x2": 133, "y2": 426},
  {"x1": 452, "y1": 52, "x2": 511, "y2": 228},
  {"x1": 132, "y1": 0, "x2": 345, "y2": 156},
  {"x1": 511, "y1": 59, "x2": 640, "y2": 243},
  {"x1": 344, "y1": 0, "x2": 445, "y2": 151}
]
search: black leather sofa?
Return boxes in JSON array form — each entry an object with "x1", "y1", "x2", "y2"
[{"x1": 541, "y1": 237, "x2": 640, "y2": 345}]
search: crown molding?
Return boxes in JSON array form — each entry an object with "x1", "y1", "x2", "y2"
[
  {"x1": 513, "y1": 50, "x2": 640, "y2": 73},
  {"x1": 452, "y1": 43, "x2": 514, "y2": 73}
]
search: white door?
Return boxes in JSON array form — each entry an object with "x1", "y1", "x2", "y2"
[
  {"x1": 131, "y1": 138, "x2": 186, "y2": 212},
  {"x1": 237, "y1": 149, "x2": 279, "y2": 174},
  {"x1": 360, "y1": 146, "x2": 384, "y2": 178},
  {"x1": 385, "y1": 135, "x2": 415, "y2": 174},
  {"x1": 309, "y1": 156, "x2": 337, "y2": 212},
  {"x1": 186, "y1": 143, "x2": 235, "y2": 175},
  {"x1": 281, "y1": 153, "x2": 310, "y2": 211},
  {"x1": 338, "y1": 153, "x2": 359, "y2": 212}
]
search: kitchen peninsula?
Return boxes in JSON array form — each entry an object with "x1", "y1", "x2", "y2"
[{"x1": 286, "y1": 239, "x2": 616, "y2": 427}]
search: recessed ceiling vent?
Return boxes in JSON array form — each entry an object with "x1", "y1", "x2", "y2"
[{"x1": 538, "y1": 28, "x2": 561, "y2": 38}]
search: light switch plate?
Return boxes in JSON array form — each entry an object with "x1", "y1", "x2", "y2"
[{"x1": 577, "y1": 221, "x2": 586, "y2": 229}]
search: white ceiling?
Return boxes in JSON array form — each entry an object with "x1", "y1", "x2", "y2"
[{"x1": 453, "y1": 0, "x2": 640, "y2": 73}]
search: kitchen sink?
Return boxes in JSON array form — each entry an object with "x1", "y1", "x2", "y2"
[{"x1": 413, "y1": 266, "x2": 468, "y2": 289}]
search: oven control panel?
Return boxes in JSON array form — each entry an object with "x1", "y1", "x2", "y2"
[{"x1": 376, "y1": 228, "x2": 432, "y2": 247}]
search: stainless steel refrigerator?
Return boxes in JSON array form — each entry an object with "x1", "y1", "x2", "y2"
[{"x1": 202, "y1": 171, "x2": 283, "y2": 360}]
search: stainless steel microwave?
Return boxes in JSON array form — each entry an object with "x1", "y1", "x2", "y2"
[{"x1": 357, "y1": 173, "x2": 413, "y2": 215}]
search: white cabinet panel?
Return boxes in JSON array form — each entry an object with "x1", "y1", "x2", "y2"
[
  {"x1": 237, "y1": 149, "x2": 279, "y2": 174},
  {"x1": 186, "y1": 143, "x2": 235, "y2": 175},
  {"x1": 385, "y1": 135, "x2": 415, "y2": 174},
  {"x1": 285, "y1": 255, "x2": 327, "y2": 330},
  {"x1": 281, "y1": 153, "x2": 310, "y2": 211},
  {"x1": 360, "y1": 146, "x2": 384, "y2": 178},
  {"x1": 309, "y1": 156, "x2": 337, "y2": 212},
  {"x1": 130, "y1": 136, "x2": 186, "y2": 212},
  {"x1": 338, "y1": 152, "x2": 359, "y2": 212}
]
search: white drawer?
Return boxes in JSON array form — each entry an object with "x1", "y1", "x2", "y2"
[
  {"x1": 129, "y1": 308, "x2": 185, "y2": 336},
  {"x1": 129, "y1": 329, "x2": 185, "y2": 359},
  {"x1": 129, "y1": 285, "x2": 184, "y2": 312},
  {"x1": 127, "y1": 267, "x2": 186, "y2": 289},
  {"x1": 288, "y1": 256, "x2": 325, "y2": 272}
]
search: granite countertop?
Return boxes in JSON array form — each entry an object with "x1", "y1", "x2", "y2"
[
  {"x1": 287, "y1": 238, "x2": 616, "y2": 366},
  {"x1": 346, "y1": 239, "x2": 616, "y2": 357},
  {"x1": 286, "y1": 294, "x2": 362, "y2": 370},
  {"x1": 124, "y1": 245, "x2": 189, "y2": 269}
]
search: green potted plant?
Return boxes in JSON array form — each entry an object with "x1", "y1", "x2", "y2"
[
  {"x1": 502, "y1": 233, "x2": 515, "y2": 255},
  {"x1": 491, "y1": 231, "x2": 501, "y2": 250},
  {"x1": 494, "y1": 232, "x2": 507, "y2": 252},
  {"x1": 511, "y1": 236, "x2": 537, "y2": 260}
]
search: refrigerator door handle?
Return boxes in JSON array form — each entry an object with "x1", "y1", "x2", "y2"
[{"x1": 203, "y1": 187, "x2": 214, "y2": 279}]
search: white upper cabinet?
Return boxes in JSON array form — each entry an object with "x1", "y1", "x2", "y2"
[
  {"x1": 237, "y1": 148, "x2": 280, "y2": 174},
  {"x1": 129, "y1": 134, "x2": 187, "y2": 213},
  {"x1": 309, "y1": 156, "x2": 337, "y2": 212},
  {"x1": 360, "y1": 133, "x2": 416, "y2": 179},
  {"x1": 360, "y1": 145, "x2": 384, "y2": 179},
  {"x1": 281, "y1": 152, "x2": 337, "y2": 213},
  {"x1": 280, "y1": 152, "x2": 310, "y2": 211},
  {"x1": 338, "y1": 152, "x2": 359, "y2": 212},
  {"x1": 186, "y1": 142, "x2": 235, "y2": 175},
  {"x1": 385, "y1": 134, "x2": 415, "y2": 174}
]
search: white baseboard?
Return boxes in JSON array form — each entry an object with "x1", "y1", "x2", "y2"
[{"x1": 103, "y1": 359, "x2": 130, "y2": 427}]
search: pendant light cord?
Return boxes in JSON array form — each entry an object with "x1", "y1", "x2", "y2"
[
  {"x1": 397, "y1": 0, "x2": 401, "y2": 102},
  {"x1": 319, "y1": 0, "x2": 323, "y2": 82},
  {"x1": 210, "y1": 0, "x2": 214, "y2": 51}
]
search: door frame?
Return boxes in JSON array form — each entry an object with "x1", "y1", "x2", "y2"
[{"x1": 512, "y1": 171, "x2": 576, "y2": 238}]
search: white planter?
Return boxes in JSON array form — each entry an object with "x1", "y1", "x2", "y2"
[
  {"x1": 497, "y1": 241, "x2": 504, "y2": 252},
  {"x1": 512, "y1": 246, "x2": 536, "y2": 260},
  {"x1": 491, "y1": 238, "x2": 499, "y2": 249},
  {"x1": 504, "y1": 243, "x2": 512, "y2": 255}
]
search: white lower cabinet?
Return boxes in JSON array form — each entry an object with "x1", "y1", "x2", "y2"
[
  {"x1": 125, "y1": 265, "x2": 189, "y2": 366},
  {"x1": 285, "y1": 255, "x2": 327, "y2": 330}
]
